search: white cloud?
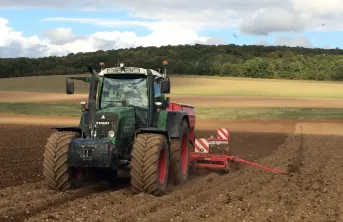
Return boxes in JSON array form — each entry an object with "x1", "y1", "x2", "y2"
[
  {"x1": 240, "y1": 7, "x2": 308, "y2": 35},
  {"x1": 203, "y1": 36, "x2": 228, "y2": 45},
  {"x1": 255, "y1": 35, "x2": 313, "y2": 48},
  {"x1": 292, "y1": 0, "x2": 343, "y2": 18},
  {"x1": 42, "y1": 27, "x2": 75, "y2": 45},
  {"x1": 42, "y1": 18, "x2": 214, "y2": 46},
  {"x1": 322, "y1": 44, "x2": 334, "y2": 49},
  {"x1": 274, "y1": 35, "x2": 313, "y2": 48},
  {"x1": 0, "y1": 17, "x2": 224, "y2": 58},
  {"x1": 0, "y1": 18, "x2": 49, "y2": 58},
  {"x1": 255, "y1": 40, "x2": 269, "y2": 46}
]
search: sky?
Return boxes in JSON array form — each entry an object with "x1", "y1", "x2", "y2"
[{"x1": 0, "y1": 0, "x2": 343, "y2": 58}]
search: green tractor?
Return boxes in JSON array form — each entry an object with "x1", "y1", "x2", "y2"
[{"x1": 42, "y1": 61, "x2": 193, "y2": 196}]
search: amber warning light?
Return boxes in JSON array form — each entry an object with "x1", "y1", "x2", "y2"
[{"x1": 162, "y1": 60, "x2": 168, "y2": 65}]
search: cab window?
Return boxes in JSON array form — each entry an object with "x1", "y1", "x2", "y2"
[{"x1": 154, "y1": 78, "x2": 161, "y2": 97}]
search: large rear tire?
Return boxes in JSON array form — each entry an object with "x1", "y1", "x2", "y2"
[
  {"x1": 169, "y1": 120, "x2": 190, "y2": 185},
  {"x1": 43, "y1": 131, "x2": 85, "y2": 191},
  {"x1": 130, "y1": 133, "x2": 169, "y2": 196}
]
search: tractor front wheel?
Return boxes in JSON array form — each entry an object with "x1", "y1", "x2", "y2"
[
  {"x1": 130, "y1": 133, "x2": 169, "y2": 196},
  {"x1": 169, "y1": 120, "x2": 190, "y2": 185},
  {"x1": 43, "y1": 131, "x2": 85, "y2": 191}
]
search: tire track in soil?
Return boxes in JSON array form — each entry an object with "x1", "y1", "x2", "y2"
[
  {"x1": 113, "y1": 173, "x2": 278, "y2": 222},
  {"x1": 286, "y1": 124, "x2": 305, "y2": 174},
  {"x1": 279, "y1": 124, "x2": 343, "y2": 222},
  {"x1": 24, "y1": 172, "x2": 221, "y2": 222},
  {"x1": 0, "y1": 177, "x2": 130, "y2": 222}
]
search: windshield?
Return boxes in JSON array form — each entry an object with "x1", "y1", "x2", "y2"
[{"x1": 100, "y1": 75, "x2": 148, "y2": 109}]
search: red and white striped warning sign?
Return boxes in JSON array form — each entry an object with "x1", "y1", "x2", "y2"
[
  {"x1": 195, "y1": 138, "x2": 209, "y2": 153},
  {"x1": 217, "y1": 128, "x2": 229, "y2": 140}
]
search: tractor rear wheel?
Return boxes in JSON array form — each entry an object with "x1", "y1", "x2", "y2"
[
  {"x1": 169, "y1": 120, "x2": 190, "y2": 185},
  {"x1": 130, "y1": 133, "x2": 169, "y2": 196},
  {"x1": 43, "y1": 131, "x2": 84, "y2": 191}
]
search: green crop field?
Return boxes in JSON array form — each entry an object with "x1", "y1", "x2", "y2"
[
  {"x1": 1, "y1": 74, "x2": 343, "y2": 98},
  {"x1": 1, "y1": 103, "x2": 343, "y2": 120}
]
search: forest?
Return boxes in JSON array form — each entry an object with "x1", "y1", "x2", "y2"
[{"x1": 1, "y1": 44, "x2": 343, "y2": 81}]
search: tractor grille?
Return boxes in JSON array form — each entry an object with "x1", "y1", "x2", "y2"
[{"x1": 80, "y1": 145, "x2": 94, "y2": 158}]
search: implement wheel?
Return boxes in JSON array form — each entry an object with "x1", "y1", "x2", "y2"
[
  {"x1": 130, "y1": 133, "x2": 169, "y2": 196},
  {"x1": 170, "y1": 120, "x2": 190, "y2": 185},
  {"x1": 43, "y1": 131, "x2": 85, "y2": 191}
]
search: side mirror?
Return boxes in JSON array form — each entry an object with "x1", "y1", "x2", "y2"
[
  {"x1": 66, "y1": 81, "x2": 74, "y2": 94},
  {"x1": 160, "y1": 78, "x2": 170, "y2": 94}
]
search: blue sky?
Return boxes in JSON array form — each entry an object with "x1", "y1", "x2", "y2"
[
  {"x1": 0, "y1": 9, "x2": 153, "y2": 36},
  {"x1": 0, "y1": 1, "x2": 342, "y2": 58}
]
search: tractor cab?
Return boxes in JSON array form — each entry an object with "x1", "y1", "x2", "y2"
[
  {"x1": 66, "y1": 62, "x2": 171, "y2": 139},
  {"x1": 96, "y1": 64, "x2": 171, "y2": 138},
  {"x1": 97, "y1": 63, "x2": 170, "y2": 111}
]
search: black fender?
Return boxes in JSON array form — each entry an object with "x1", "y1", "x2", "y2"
[
  {"x1": 135, "y1": 128, "x2": 170, "y2": 144},
  {"x1": 166, "y1": 111, "x2": 189, "y2": 138},
  {"x1": 52, "y1": 111, "x2": 90, "y2": 138}
]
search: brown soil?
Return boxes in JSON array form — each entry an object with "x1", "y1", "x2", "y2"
[
  {"x1": 0, "y1": 114, "x2": 80, "y2": 126},
  {"x1": 0, "y1": 91, "x2": 87, "y2": 103},
  {"x1": 2, "y1": 91, "x2": 343, "y2": 108},
  {"x1": 1, "y1": 119, "x2": 343, "y2": 222}
]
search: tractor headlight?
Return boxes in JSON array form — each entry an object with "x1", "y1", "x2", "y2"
[
  {"x1": 91, "y1": 129, "x2": 97, "y2": 137},
  {"x1": 108, "y1": 130, "x2": 115, "y2": 138}
]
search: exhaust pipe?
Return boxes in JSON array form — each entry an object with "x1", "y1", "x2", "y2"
[{"x1": 87, "y1": 66, "x2": 99, "y2": 130}]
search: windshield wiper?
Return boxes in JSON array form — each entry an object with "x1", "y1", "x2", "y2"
[{"x1": 102, "y1": 100, "x2": 127, "y2": 103}]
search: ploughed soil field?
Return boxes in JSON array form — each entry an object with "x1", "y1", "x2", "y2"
[{"x1": 1, "y1": 119, "x2": 343, "y2": 221}]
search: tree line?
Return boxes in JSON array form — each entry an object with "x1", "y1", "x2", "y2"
[{"x1": 1, "y1": 44, "x2": 343, "y2": 81}]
